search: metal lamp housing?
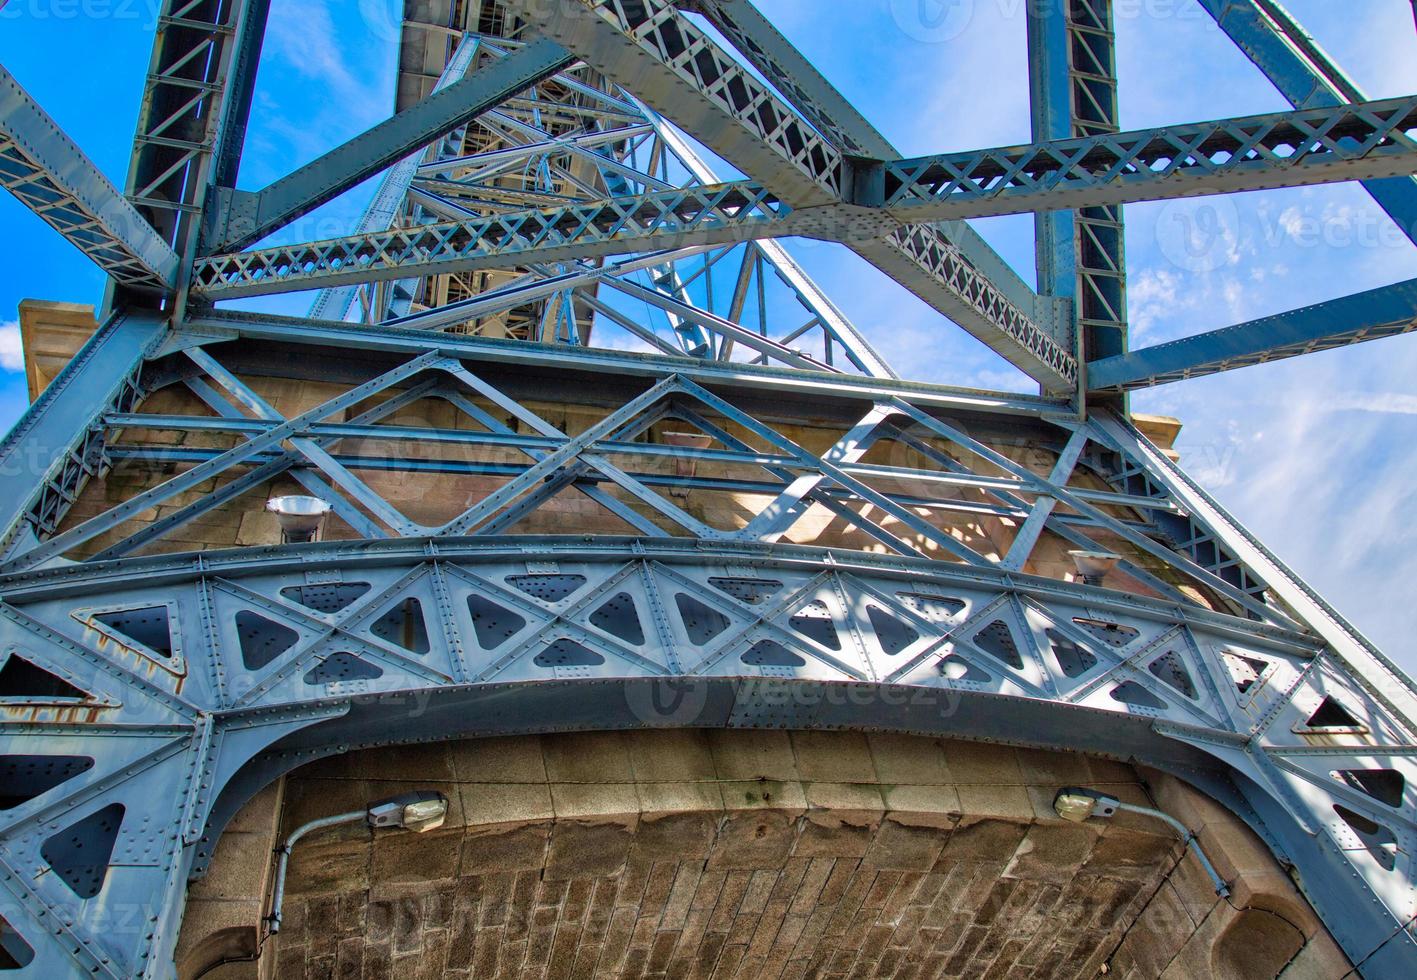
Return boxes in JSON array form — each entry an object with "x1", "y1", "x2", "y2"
[
  {"x1": 1068, "y1": 551, "x2": 1122, "y2": 586},
  {"x1": 366, "y1": 791, "x2": 449, "y2": 833},
  {"x1": 1053, "y1": 788, "x2": 1119, "y2": 823},
  {"x1": 265, "y1": 495, "x2": 332, "y2": 544}
]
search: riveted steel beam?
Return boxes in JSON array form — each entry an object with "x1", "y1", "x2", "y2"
[
  {"x1": 1087, "y1": 277, "x2": 1417, "y2": 392},
  {"x1": 118, "y1": 0, "x2": 269, "y2": 268},
  {"x1": 193, "y1": 93, "x2": 1417, "y2": 309},
  {"x1": 193, "y1": 182, "x2": 793, "y2": 298},
  {"x1": 0, "y1": 67, "x2": 179, "y2": 291},
  {"x1": 210, "y1": 37, "x2": 576, "y2": 252},
  {"x1": 0, "y1": 311, "x2": 167, "y2": 558},
  {"x1": 501, "y1": 0, "x2": 1073, "y2": 389},
  {"x1": 1027, "y1": 0, "x2": 1126, "y2": 405},
  {"x1": 1200, "y1": 0, "x2": 1417, "y2": 245}
]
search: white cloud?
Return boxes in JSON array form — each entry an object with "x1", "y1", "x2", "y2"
[
  {"x1": 0, "y1": 321, "x2": 22, "y2": 372},
  {"x1": 1319, "y1": 392, "x2": 1417, "y2": 417}
]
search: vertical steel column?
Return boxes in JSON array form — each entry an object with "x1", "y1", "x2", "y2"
[
  {"x1": 112, "y1": 0, "x2": 270, "y2": 311},
  {"x1": 1029, "y1": 0, "x2": 1127, "y2": 406}
]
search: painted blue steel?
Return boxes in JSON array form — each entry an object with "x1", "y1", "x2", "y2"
[
  {"x1": 682, "y1": 0, "x2": 1045, "y2": 363},
  {"x1": 5, "y1": 2, "x2": 1417, "y2": 975},
  {"x1": 117, "y1": 0, "x2": 265, "y2": 261},
  {"x1": 307, "y1": 34, "x2": 483, "y2": 322},
  {"x1": 0, "y1": 312, "x2": 166, "y2": 556},
  {"x1": 213, "y1": 37, "x2": 575, "y2": 252},
  {"x1": 186, "y1": 310, "x2": 1066, "y2": 416},
  {"x1": 0, "y1": 534, "x2": 1413, "y2": 976},
  {"x1": 192, "y1": 94, "x2": 1417, "y2": 304},
  {"x1": 1200, "y1": 0, "x2": 1417, "y2": 246},
  {"x1": 1026, "y1": 0, "x2": 1079, "y2": 305},
  {"x1": 1024, "y1": 0, "x2": 1127, "y2": 385},
  {"x1": 1087, "y1": 277, "x2": 1417, "y2": 391},
  {"x1": 0, "y1": 67, "x2": 179, "y2": 291}
]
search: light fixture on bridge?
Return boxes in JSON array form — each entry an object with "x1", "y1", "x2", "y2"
[
  {"x1": 1053, "y1": 787, "x2": 1230, "y2": 898},
  {"x1": 266, "y1": 495, "x2": 332, "y2": 544},
  {"x1": 266, "y1": 791, "x2": 449, "y2": 934},
  {"x1": 365, "y1": 791, "x2": 449, "y2": 833},
  {"x1": 1069, "y1": 551, "x2": 1122, "y2": 587}
]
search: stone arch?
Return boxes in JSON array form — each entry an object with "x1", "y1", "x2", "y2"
[
  {"x1": 175, "y1": 925, "x2": 258, "y2": 980},
  {"x1": 1210, "y1": 907, "x2": 1305, "y2": 980},
  {"x1": 179, "y1": 729, "x2": 1350, "y2": 978}
]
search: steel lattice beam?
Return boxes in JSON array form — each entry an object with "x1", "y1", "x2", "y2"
[
  {"x1": 1087, "y1": 276, "x2": 1417, "y2": 391},
  {"x1": 212, "y1": 37, "x2": 575, "y2": 252},
  {"x1": 877, "y1": 95, "x2": 1417, "y2": 219},
  {"x1": 1027, "y1": 0, "x2": 1127, "y2": 392},
  {"x1": 192, "y1": 182, "x2": 789, "y2": 298},
  {"x1": 1200, "y1": 0, "x2": 1417, "y2": 245},
  {"x1": 502, "y1": 0, "x2": 1076, "y2": 390},
  {"x1": 8, "y1": 4, "x2": 1417, "y2": 977},
  {"x1": 118, "y1": 0, "x2": 268, "y2": 265},
  {"x1": 192, "y1": 94, "x2": 1417, "y2": 304},
  {"x1": 0, "y1": 67, "x2": 179, "y2": 291}
]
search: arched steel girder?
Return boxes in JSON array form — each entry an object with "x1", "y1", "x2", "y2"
[{"x1": 0, "y1": 539, "x2": 1413, "y2": 977}]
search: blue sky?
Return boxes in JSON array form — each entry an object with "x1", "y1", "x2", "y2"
[{"x1": 1, "y1": 0, "x2": 1414, "y2": 673}]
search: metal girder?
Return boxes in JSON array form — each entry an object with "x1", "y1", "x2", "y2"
[
  {"x1": 878, "y1": 95, "x2": 1417, "y2": 221},
  {"x1": 193, "y1": 309, "x2": 1063, "y2": 416},
  {"x1": 1, "y1": 536, "x2": 1414, "y2": 976},
  {"x1": 631, "y1": 103, "x2": 900, "y2": 378},
  {"x1": 118, "y1": 0, "x2": 268, "y2": 262},
  {"x1": 675, "y1": 0, "x2": 894, "y2": 158},
  {"x1": 384, "y1": 247, "x2": 712, "y2": 332},
  {"x1": 1200, "y1": 0, "x2": 1417, "y2": 245},
  {"x1": 192, "y1": 91, "x2": 1417, "y2": 303},
  {"x1": 210, "y1": 37, "x2": 576, "y2": 252},
  {"x1": 192, "y1": 182, "x2": 789, "y2": 298},
  {"x1": 0, "y1": 312, "x2": 1413, "y2": 977},
  {"x1": 3, "y1": 312, "x2": 1309, "y2": 637},
  {"x1": 1027, "y1": 0, "x2": 1127, "y2": 392},
  {"x1": 1087, "y1": 277, "x2": 1417, "y2": 392},
  {"x1": 9, "y1": 4, "x2": 1417, "y2": 975},
  {"x1": 1095, "y1": 411, "x2": 1417, "y2": 729},
  {"x1": 501, "y1": 0, "x2": 1075, "y2": 390},
  {"x1": 307, "y1": 34, "x2": 483, "y2": 322},
  {"x1": 670, "y1": 0, "x2": 1039, "y2": 382},
  {"x1": 0, "y1": 67, "x2": 179, "y2": 292},
  {"x1": 0, "y1": 312, "x2": 167, "y2": 557}
]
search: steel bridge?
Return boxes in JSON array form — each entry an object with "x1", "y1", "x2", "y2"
[{"x1": 1, "y1": 1, "x2": 1416, "y2": 976}]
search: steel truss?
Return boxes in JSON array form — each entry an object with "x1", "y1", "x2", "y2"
[{"x1": 2, "y1": 0, "x2": 1417, "y2": 976}]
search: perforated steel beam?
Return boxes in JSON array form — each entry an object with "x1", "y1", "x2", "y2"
[
  {"x1": 193, "y1": 93, "x2": 1417, "y2": 303},
  {"x1": 878, "y1": 95, "x2": 1417, "y2": 222},
  {"x1": 1, "y1": 533, "x2": 1413, "y2": 977},
  {"x1": 1087, "y1": 277, "x2": 1417, "y2": 392},
  {"x1": 1027, "y1": 0, "x2": 1126, "y2": 397},
  {"x1": 211, "y1": 37, "x2": 575, "y2": 251},
  {"x1": 1200, "y1": 0, "x2": 1417, "y2": 244},
  {"x1": 0, "y1": 66, "x2": 179, "y2": 292},
  {"x1": 118, "y1": 0, "x2": 268, "y2": 261},
  {"x1": 676, "y1": 0, "x2": 894, "y2": 157},
  {"x1": 502, "y1": 0, "x2": 1075, "y2": 390},
  {"x1": 193, "y1": 182, "x2": 790, "y2": 298}
]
